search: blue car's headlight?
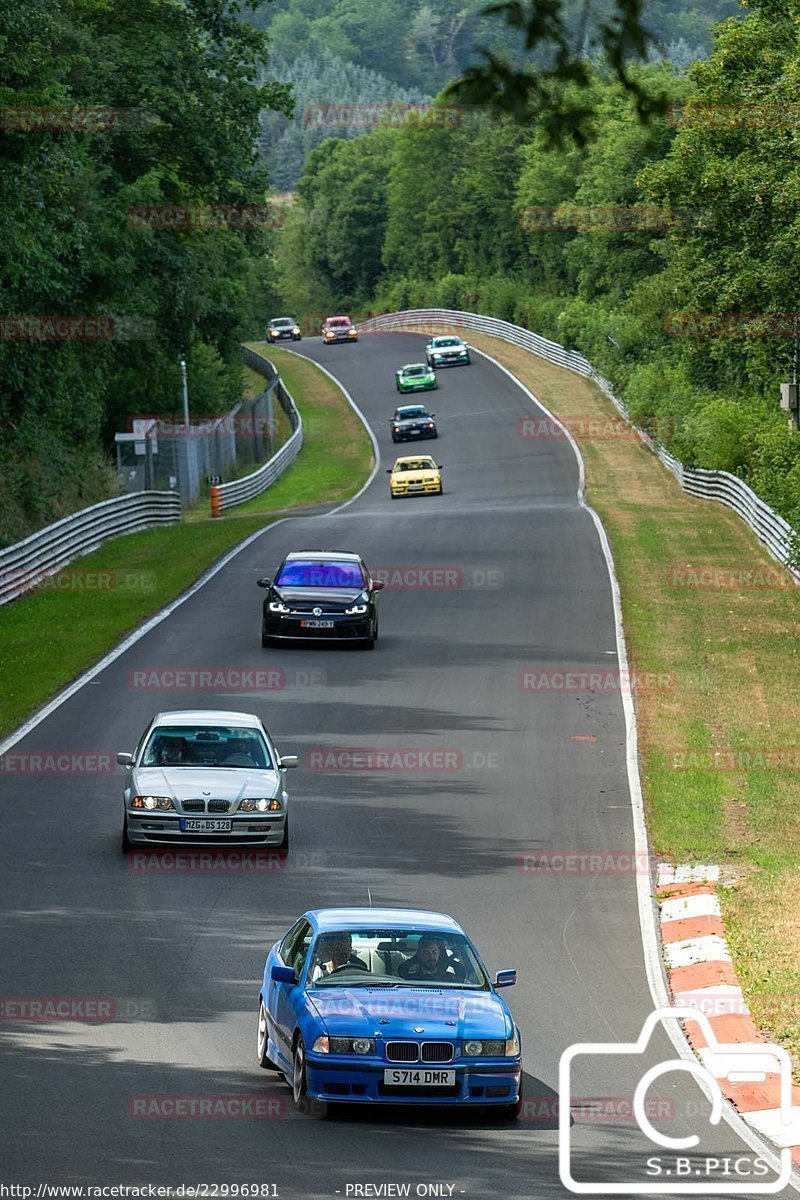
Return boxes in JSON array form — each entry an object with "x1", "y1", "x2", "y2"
[
  {"x1": 313, "y1": 1036, "x2": 375, "y2": 1055},
  {"x1": 463, "y1": 1033, "x2": 519, "y2": 1057}
]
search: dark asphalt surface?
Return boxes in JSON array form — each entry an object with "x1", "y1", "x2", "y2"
[{"x1": 0, "y1": 332, "x2": 788, "y2": 1197}]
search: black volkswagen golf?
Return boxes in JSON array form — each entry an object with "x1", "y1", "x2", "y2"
[{"x1": 258, "y1": 551, "x2": 383, "y2": 649}]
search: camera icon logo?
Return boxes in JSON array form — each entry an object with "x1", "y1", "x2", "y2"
[{"x1": 559, "y1": 1006, "x2": 793, "y2": 1194}]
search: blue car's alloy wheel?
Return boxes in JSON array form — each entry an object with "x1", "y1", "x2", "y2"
[{"x1": 292, "y1": 1037, "x2": 307, "y2": 1108}]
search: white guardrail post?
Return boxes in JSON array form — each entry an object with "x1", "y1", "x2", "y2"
[
  {"x1": 210, "y1": 347, "x2": 303, "y2": 516},
  {"x1": 0, "y1": 491, "x2": 181, "y2": 605},
  {"x1": 358, "y1": 309, "x2": 799, "y2": 583}
]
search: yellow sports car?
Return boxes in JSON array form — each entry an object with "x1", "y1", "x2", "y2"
[{"x1": 387, "y1": 455, "x2": 443, "y2": 499}]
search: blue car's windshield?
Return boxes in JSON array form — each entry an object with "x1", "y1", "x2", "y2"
[
  {"x1": 275, "y1": 560, "x2": 365, "y2": 589},
  {"x1": 308, "y1": 929, "x2": 489, "y2": 989}
]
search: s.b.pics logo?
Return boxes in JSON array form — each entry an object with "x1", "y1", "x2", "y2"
[{"x1": 559, "y1": 1008, "x2": 792, "y2": 1194}]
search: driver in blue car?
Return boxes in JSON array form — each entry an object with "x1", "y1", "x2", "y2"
[
  {"x1": 312, "y1": 933, "x2": 369, "y2": 980},
  {"x1": 398, "y1": 934, "x2": 466, "y2": 982}
]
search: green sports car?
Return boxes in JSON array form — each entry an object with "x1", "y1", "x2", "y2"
[{"x1": 396, "y1": 362, "x2": 438, "y2": 393}]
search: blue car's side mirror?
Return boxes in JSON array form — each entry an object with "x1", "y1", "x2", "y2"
[
  {"x1": 494, "y1": 969, "x2": 516, "y2": 989},
  {"x1": 271, "y1": 964, "x2": 297, "y2": 985}
]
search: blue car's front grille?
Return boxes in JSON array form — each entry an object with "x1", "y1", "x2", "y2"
[
  {"x1": 386, "y1": 1041, "x2": 419, "y2": 1062},
  {"x1": 422, "y1": 1042, "x2": 454, "y2": 1063},
  {"x1": 385, "y1": 1041, "x2": 455, "y2": 1063}
]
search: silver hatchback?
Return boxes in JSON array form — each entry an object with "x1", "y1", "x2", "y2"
[{"x1": 117, "y1": 710, "x2": 297, "y2": 853}]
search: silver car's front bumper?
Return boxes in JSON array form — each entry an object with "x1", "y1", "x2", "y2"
[{"x1": 124, "y1": 810, "x2": 287, "y2": 847}]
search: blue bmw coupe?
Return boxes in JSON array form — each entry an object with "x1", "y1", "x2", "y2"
[{"x1": 257, "y1": 907, "x2": 522, "y2": 1116}]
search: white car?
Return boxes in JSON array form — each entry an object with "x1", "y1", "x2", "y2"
[
  {"x1": 425, "y1": 335, "x2": 471, "y2": 368},
  {"x1": 117, "y1": 710, "x2": 297, "y2": 852}
]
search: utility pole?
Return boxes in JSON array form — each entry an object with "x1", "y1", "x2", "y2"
[
  {"x1": 780, "y1": 319, "x2": 800, "y2": 431},
  {"x1": 180, "y1": 357, "x2": 190, "y2": 428}
]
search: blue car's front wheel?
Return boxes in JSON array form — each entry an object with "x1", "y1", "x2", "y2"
[{"x1": 292, "y1": 1037, "x2": 308, "y2": 1108}]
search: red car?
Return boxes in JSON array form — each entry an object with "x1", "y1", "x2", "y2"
[{"x1": 322, "y1": 315, "x2": 358, "y2": 345}]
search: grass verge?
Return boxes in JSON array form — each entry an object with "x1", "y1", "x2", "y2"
[
  {"x1": 0, "y1": 347, "x2": 373, "y2": 740},
  {"x1": 228, "y1": 344, "x2": 374, "y2": 516},
  {"x1": 466, "y1": 331, "x2": 800, "y2": 1067}
]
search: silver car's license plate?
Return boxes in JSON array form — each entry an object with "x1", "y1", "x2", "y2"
[
  {"x1": 383, "y1": 1069, "x2": 455, "y2": 1087},
  {"x1": 301, "y1": 619, "x2": 334, "y2": 628},
  {"x1": 180, "y1": 819, "x2": 232, "y2": 832}
]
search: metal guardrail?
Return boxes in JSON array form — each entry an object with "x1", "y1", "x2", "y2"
[
  {"x1": 359, "y1": 309, "x2": 799, "y2": 582},
  {"x1": 211, "y1": 348, "x2": 303, "y2": 513},
  {"x1": 0, "y1": 491, "x2": 181, "y2": 605}
]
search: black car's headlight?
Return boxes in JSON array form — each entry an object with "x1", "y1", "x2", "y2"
[
  {"x1": 312, "y1": 1036, "x2": 375, "y2": 1055},
  {"x1": 269, "y1": 600, "x2": 290, "y2": 613},
  {"x1": 131, "y1": 795, "x2": 174, "y2": 810},
  {"x1": 463, "y1": 1033, "x2": 519, "y2": 1057},
  {"x1": 345, "y1": 595, "x2": 369, "y2": 614},
  {"x1": 239, "y1": 797, "x2": 281, "y2": 813}
]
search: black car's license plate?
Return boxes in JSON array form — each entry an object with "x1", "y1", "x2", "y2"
[
  {"x1": 300, "y1": 619, "x2": 334, "y2": 628},
  {"x1": 180, "y1": 819, "x2": 232, "y2": 832}
]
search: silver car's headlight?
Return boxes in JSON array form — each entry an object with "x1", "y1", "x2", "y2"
[
  {"x1": 269, "y1": 600, "x2": 290, "y2": 613},
  {"x1": 131, "y1": 795, "x2": 174, "y2": 810},
  {"x1": 239, "y1": 797, "x2": 281, "y2": 813}
]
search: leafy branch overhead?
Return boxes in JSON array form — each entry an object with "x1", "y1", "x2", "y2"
[{"x1": 446, "y1": 0, "x2": 670, "y2": 142}]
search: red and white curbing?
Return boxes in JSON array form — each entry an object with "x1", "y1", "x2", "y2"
[{"x1": 657, "y1": 862, "x2": 800, "y2": 1163}]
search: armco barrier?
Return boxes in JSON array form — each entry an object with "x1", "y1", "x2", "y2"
[
  {"x1": 211, "y1": 348, "x2": 303, "y2": 513},
  {"x1": 359, "y1": 309, "x2": 799, "y2": 582},
  {"x1": 0, "y1": 491, "x2": 181, "y2": 605}
]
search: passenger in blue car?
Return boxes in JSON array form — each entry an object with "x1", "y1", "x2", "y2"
[
  {"x1": 311, "y1": 933, "x2": 369, "y2": 981},
  {"x1": 398, "y1": 935, "x2": 466, "y2": 983}
]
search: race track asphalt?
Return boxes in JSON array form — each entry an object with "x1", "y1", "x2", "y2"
[{"x1": 0, "y1": 332, "x2": 787, "y2": 1198}]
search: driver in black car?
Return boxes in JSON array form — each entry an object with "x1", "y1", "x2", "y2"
[
  {"x1": 314, "y1": 933, "x2": 369, "y2": 978},
  {"x1": 398, "y1": 935, "x2": 466, "y2": 982}
]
